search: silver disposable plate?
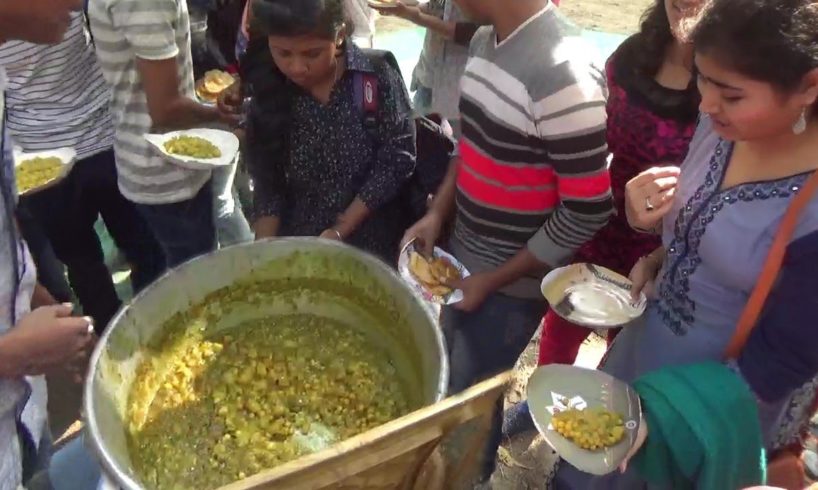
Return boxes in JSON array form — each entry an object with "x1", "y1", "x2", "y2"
[
  {"x1": 541, "y1": 263, "x2": 646, "y2": 328},
  {"x1": 527, "y1": 364, "x2": 642, "y2": 475},
  {"x1": 397, "y1": 239, "x2": 469, "y2": 305}
]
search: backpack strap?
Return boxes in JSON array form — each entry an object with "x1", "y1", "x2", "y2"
[
  {"x1": 353, "y1": 49, "x2": 404, "y2": 139},
  {"x1": 353, "y1": 70, "x2": 379, "y2": 137}
]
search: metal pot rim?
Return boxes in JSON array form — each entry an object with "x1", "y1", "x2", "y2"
[{"x1": 83, "y1": 238, "x2": 449, "y2": 489}]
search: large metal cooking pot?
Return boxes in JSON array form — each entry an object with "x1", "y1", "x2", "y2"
[{"x1": 83, "y1": 239, "x2": 448, "y2": 489}]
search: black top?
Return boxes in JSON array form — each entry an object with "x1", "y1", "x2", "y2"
[
  {"x1": 248, "y1": 42, "x2": 416, "y2": 262},
  {"x1": 610, "y1": 35, "x2": 700, "y2": 124}
]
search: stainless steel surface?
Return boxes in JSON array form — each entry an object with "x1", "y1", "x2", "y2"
[
  {"x1": 527, "y1": 364, "x2": 642, "y2": 475},
  {"x1": 84, "y1": 238, "x2": 449, "y2": 490}
]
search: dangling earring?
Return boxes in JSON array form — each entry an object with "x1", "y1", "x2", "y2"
[{"x1": 793, "y1": 107, "x2": 808, "y2": 135}]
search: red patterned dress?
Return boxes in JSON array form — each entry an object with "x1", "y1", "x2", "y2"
[{"x1": 537, "y1": 36, "x2": 699, "y2": 366}]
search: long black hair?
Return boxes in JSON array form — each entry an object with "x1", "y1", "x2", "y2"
[
  {"x1": 692, "y1": 0, "x2": 818, "y2": 111},
  {"x1": 627, "y1": 0, "x2": 675, "y2": 80},
  {"x1": 241, "y1": 0, "x2": 349, "y2": 218},
  {"x1": 610, "y1": 1, "x2": 700, "y2": 123}
]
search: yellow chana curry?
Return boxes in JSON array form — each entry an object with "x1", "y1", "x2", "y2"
[
  {"x1": 163, "y1": 135, "x2": 221, "y2": 159},
  {"x1": 15, "y1": 156, "x2": 63, "y2": 193},
  {"x1": 128, "y1": 314, "x2": 409, "y2": 489},
  {"x1": 552, "y1": 406, "x2": 625, "y2": 451}
]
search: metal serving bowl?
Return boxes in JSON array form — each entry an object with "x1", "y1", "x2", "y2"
[{"x1": 83, "y1": 238, "x2": 448, "y2": 489}]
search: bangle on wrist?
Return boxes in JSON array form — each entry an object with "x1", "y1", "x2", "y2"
[{"x1": 331, "y1": 228, "x2": 343, "y2": 240}]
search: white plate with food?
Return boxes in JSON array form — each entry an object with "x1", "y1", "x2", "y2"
[
  {"x1": 145, "y1": 128, "x2": 240, "y2": 170},
  {"x1": 195, "y1": 69, "x2": 235, "y2": 106},
  {"x1": 527, "y1": 364, "x2": 642, "y2": 475},
  {"x1": 541, "y1": 263, "x2": 646, "y2": 328},
  {"x1": 398, "y1": 239, "x2": 469, "y2": 305},
  {"x1": 13, "y1": 147, "x2": 76, "y2": 196}
]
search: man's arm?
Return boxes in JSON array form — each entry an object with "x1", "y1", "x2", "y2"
[
  {"x1": 137, "y1": 57, "x2": 224, "y2": 130},
  {"x1": 111, "y1": 0, "x2": 227, "y2": 129}
]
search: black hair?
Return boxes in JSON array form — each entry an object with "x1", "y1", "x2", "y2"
[
  {"x1": 692, "y1": 0, "x2": 818, "y2": 103},
  {"x1": 251, "y1": 0, "x2": 346, "y2": 39},
  {"x1": 241, "y1": 0, "x2": 348, "y2": 218},
  {"x1": 628, "y1": 0, "x2": 675, "y2": 80}
]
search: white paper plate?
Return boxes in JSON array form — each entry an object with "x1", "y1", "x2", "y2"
[
  {"x1": 145, "y1": 128, "x2": 239, "y2": 170},
  {"x1": 541, "y1": 263, "x2": 646, "y2": 328},
  {"x1": 13, "y1": 147, "x2": 76, "y2": 196},
  {"x1": 527, "y1": 364, "x2": 642, "y2": 475},
  {"x1": 398, "y1": 239, "x2": 469, "y2": 305}
]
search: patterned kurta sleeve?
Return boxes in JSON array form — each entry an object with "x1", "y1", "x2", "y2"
[
  {"x1": 356, "y1": 60, "x2": 416, "y2": 210},
  {"x1": 738, "y1": 229, "x2": 818, "y2": 402}
]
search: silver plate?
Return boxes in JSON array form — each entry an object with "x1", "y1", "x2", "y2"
[
  {"x1": 527, "y1": 364, "x2": 642, "y2": 475},
  {"x1": 541, "y1": 263, "x2": 646, "y2": 328},
  {"x1": 397, "y1": 239, "x2": 470, "y2": 305}
]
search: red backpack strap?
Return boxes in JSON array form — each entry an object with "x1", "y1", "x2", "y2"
[{"x1": 353, "y1": 70, "x2": 379, "y2": 137}]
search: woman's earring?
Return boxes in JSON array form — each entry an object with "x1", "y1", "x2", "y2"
[{"x1": 793, "y1": 107, "x2": 808, "y2": 135}]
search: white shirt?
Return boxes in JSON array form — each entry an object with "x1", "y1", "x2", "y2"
[{"x1": 0, "y1": 13, "x2": 113, "y2": 160}]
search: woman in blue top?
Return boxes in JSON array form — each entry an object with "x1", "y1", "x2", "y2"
[{"x1": 555, "y1": 0, "x2": 818, "y2": 487}]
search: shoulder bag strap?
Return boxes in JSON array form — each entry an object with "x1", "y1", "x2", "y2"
[{"x1": 724, "y1": 169, "x2": 818, "y2": 359}]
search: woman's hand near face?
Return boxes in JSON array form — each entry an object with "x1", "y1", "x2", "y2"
[{"x1": 624, "y1": 166, "x2": 681, "y2": 231}]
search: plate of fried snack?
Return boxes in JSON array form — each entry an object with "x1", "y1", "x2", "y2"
[
  {"x1": 13, "y1": 147, "x2": 76, "y2": 196},
  {"x1": 195, "y1": 70, "x2": 235, "y2": 105},
  {"x1": 145, "y1": 128, "x2": 240, "y2": 170},
  {"x1": 398, "y1": 239, "x2": 469, "y2": 304},
  {"x1": 527, "y1": 364, "x2": 642, "y2": 475}
]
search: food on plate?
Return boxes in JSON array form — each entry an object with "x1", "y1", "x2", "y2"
[
  {"x1": 408, "y1": 251, "x2": 461, "y2": 296},
  {"x1": 163, "y1": 135, "x2": 222, "y2": 159},
  {"x1": 15, "y1": 156, "x2": 63, "y2": 193},
  {"x1": 551, "y1": 406, "x2": 626, "y2": 451},
  {"x1": 128, "y1": 314, "x2": 410, "y2": 489},
  {"x1": 195, "y1": 70, "x2": 235, "y2": 103}
]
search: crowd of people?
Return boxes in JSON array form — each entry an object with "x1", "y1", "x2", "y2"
[{"x1": 0, "y1": 0, "x2": 817, "y2": 488}]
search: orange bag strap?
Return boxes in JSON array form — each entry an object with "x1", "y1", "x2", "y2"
[{"x1": 724, "y1": 170, "x2": 818, "y2": 359}]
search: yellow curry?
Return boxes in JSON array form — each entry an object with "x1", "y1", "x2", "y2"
[
  {"x1": 128, "y1": 314, "x2": 409, "y2": 489},
  {"x1": 15, "y1": 156, "x2": 62, "y2": 193}
]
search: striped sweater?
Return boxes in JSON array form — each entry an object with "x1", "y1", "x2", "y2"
[{"x1": 451, "y1": 4, "x2": 613, "y2": 299}]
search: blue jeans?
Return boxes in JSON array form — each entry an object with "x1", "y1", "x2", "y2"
[
  {"x1": 441, "y1": 292, "x2": 546, "y2": 481},
  {"x1": 26, "y1": 435, "x2": 100, "y2": 490},
  {"x1": 135, "y1": 182, "x2": 217, "y2": 269},
  {"x1": 212, "y1": 159, "x2": 252, "y2": 247}
]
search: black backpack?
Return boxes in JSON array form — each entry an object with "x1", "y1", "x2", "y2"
[{"x1": 353, "y1": 49, "x2": 456, "y2": 223}]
